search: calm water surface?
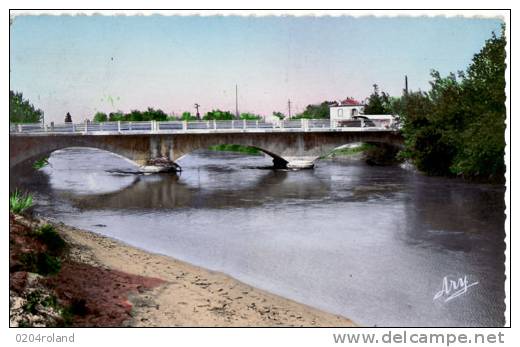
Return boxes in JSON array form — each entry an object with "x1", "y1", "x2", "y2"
[{"x1": 11, "y1": 148, "x2": 506, "y2": 327}]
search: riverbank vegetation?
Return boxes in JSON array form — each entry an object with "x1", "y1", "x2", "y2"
[
  {"x1": 9, "y1": 190, "x2": 33, "y2": 214},
  {"x1": 33, "y1": 157, "x2": 49, "y2": 170},
  {"x1": 326, "y1": 143, "x2": 401, "y2": 166},
  {"x1": 10, "y1": 217, "x2": 68, "y2": 326},
  {"x1": 10, "y1": 214, "x2": 163, "y2": 327},
  {"x1": 395, "y1": 28, "x2": 506, "y2": 181},
  {"x1": 327, "y1": 143, "x2": 376, "y2": 158},
  {"x1": 208, "y1": 144, "x2": 261, "y2": 155}
]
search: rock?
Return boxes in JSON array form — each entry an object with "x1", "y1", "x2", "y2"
[
  {"x1": 140, "y1": 157, "x2": 182, "y2": 173},
  {"x1": 287, "y1": 160, "x2": 315, "y2": 169}
]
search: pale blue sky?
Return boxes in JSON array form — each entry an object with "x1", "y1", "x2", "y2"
[{"x1": 10, "y1": 15, "x2": 503, "y2": 123}]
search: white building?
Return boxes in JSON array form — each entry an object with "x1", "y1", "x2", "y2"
[
  {"x1": 329, "y1": 98, "x2": 365, "y2": 120},
  {"x1": 329, "y1": 98, "x2": 397, "y2": 128}
]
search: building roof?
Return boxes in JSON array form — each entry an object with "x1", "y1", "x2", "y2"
[{"x1": 341, "y1": 97, "x2": 363, "y2": 106}]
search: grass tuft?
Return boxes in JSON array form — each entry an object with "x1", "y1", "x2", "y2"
[
  {"x1": 33, "y1": 157, "x2": 49, "y2": 170},
  {"x1": 9, "y1": 190, "x2": 33, "y2": 214}
]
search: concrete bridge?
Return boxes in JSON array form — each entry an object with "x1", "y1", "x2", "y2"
[{"x1": 10, "y1": 120, "x2": 403, "y2": 170}]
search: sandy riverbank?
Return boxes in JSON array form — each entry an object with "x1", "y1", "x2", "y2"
[{"x1": 40, "y1": 218, "x2": 356, "y2": 327}]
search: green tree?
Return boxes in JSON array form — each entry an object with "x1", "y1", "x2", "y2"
[
  {"x1": 93, "y1": 112, "x2": 108, "y2": 122},
  {"x1": 293, "y1": 101, "x2": 335, "y2": 119},
  {"x1": 451, "y1": 29, "x2": 507, "y2": 179},
  {"x1": 9, "y1": 91, "x2": 43, "y2": 123},
  {"x1": 272, "y1": 111, "x2": 285, "y2": 120},
  {"x1": 203, "y1": 109, "x2": 235, "y2": 120},
  {"x1": 179, "y1": 111, "x2": 198, "y2": 121},
  {"x1": 239, "y1": 113, "x2": 262, "y2": 120},
  {"x1": 364, "y1": 84, "x2": 392, "y2": 115},
  {"x1": 108, "y1": 111, "x2": 125, "y2": 121},
  {"x1": 128, "y1": 110, "x2": 143, "y2": 121},
  {"x1": 398, "y1": 27, "x2": 506, "y2": 181},
  {"x1": 142, "y1": 107, "x2": 168, "y2": 121}
]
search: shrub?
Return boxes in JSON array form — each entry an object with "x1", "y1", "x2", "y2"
[
  {"x1": 20, "y1": 252, "x2": 61, "y2": 275},
  {"x1": 33, "y1": 224, "x2": 66, "y2": 255},
  {"x1": 9, "y1": 190, "x2": 33, "y2": 214},
  {"x1": 23, "y1": 291, "x2": 43, "y2": 314}
]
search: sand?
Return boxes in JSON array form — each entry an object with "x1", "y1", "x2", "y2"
[{"x1": 53, "y1": 221, "x2": 356, "y2": 327}]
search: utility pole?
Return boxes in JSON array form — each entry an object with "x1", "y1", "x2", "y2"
[
  {"x1": 404, "y1": 75, "x2": 409, "y2": 95},
  {"x1": 194, "y1": 103, "x2": 200, "y2": 119},
  {"x1": 288, "y1": 99, "x2": 291, "y2": 119},
  {"x1": 235, "y1": 84, "x2": 239, "y2": 118}
]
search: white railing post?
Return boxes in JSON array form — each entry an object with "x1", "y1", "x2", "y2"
[
  {"x1": 182, "y1": 121, "x2": 188, "y2": 131},
  {"x1": 243, "y1": 119, "x2": 246, "y2": 130},
  {"x1": 231, "y1": 120, "x2": 234, "y2": 129},
  {"x1": 206, "y1": 121, "x2": 210, "y2": 129},
  {"x1": 84, "y1": 120, "x2": 88, "y2": 134},
  {"x1": 18, "y1": 124, "x2": 22, "y2": 133},
  {"x1": 117, "y1": 121, "x2": 121, "y2": 133},
  {"x1": 44, "y1": 123, "x2": 48, "y2": 132},
  {"x1": 361, "y1": 119, "x2": 365, "y2": 128},
  {"x1": 256, "y1": 120, "x2": 259, "y2": 128},
  {"x1": 303, "y1": 119, "x2": 309, "y2": 131},
  {"x1": 129, "y1": 121, "x2": 133, "y2": 131},
  {"x1": 72, "y1": 123, "x2": 75, "y2": 132},
  {"x1": 213, "y1": 120, "x2": 216, "y2": 130}
]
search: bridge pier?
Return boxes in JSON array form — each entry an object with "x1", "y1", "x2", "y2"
[{"x1": 140, "y1": 137, "x2": 180, "y2": 173}]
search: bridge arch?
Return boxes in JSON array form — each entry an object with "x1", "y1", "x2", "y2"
[
  {"x1": 10, "y1": 134, "x2": 152, "y2": 169},
  {"x1": 175, "y1": 143, "x2": 289, "y2": 168}
]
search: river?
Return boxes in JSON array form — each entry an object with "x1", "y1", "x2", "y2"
[{"x1": 11, "y1": 147, "x2": 506, "y2": 327}]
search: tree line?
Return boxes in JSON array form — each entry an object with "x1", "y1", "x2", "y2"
[{"x1": 92, "y1": 109, "x2": 265, "y2": 122}]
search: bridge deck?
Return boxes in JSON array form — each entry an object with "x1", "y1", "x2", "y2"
[{"x1": 10, "y1": 119, "x2": 396, "y2": 136}]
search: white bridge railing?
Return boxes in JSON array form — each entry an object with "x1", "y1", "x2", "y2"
[{"x1": 10, "y1": 119, "x2": 393, "y2": 135}]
